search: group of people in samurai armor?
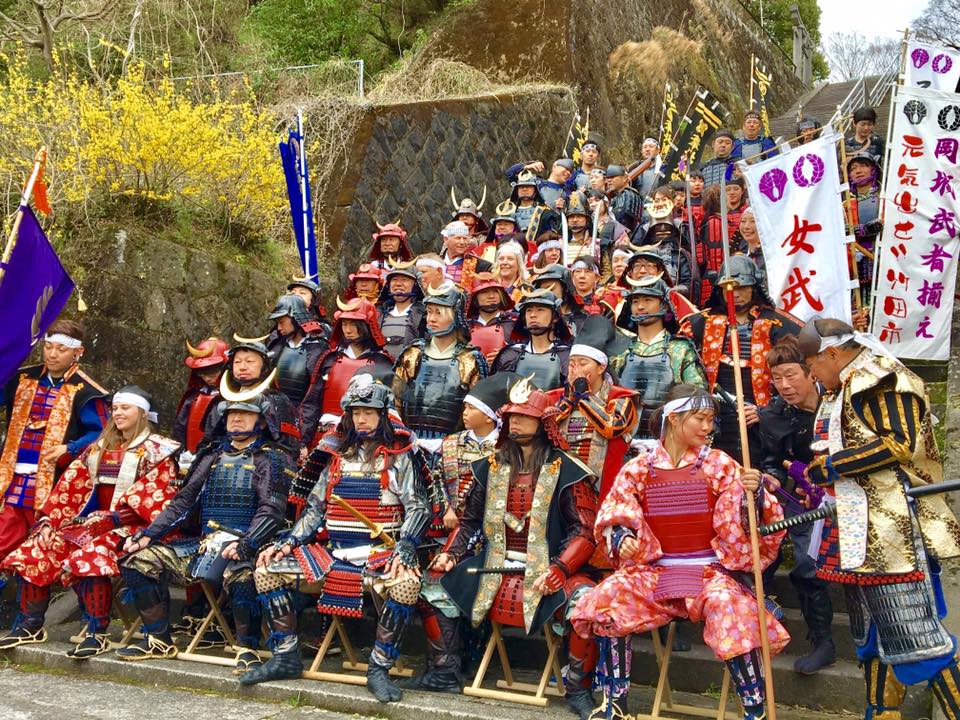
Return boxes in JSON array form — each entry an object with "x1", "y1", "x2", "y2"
[{"x1": 3, "y1": 104, "x2": 960, "y2": 720}]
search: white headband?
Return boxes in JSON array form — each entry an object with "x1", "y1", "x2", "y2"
[
  {"x1": 442, "y1": 221, "x2": 470, "y2": 238},
  {"x1": 44, "y1": 333, "x2": 82, "y2": 349},
  {"x1": 570, "y1": 344, "x2": 608, "y2": 367},
  {"x1": 818, "y1": 330, "x2": 898, "y2": 364},
  {"x1": 660, "y1": 395, "x2": 714, "y2": 434},
  {"x1": 612, "y1": 248, "x2": 632, "y2": 259},
  {"x1": 464, "y1": 395, "x2": 500, "y2": 423},
  {"x1": 583, "y1": 143, "x2": 598, "y2": 151},
  {"x1": 416, "y1": 258, "x2": 444, "y2": 271},
  {"x1": 113, "y1": 392, "x2": 157, "y2": 423},
  {"x1": 537, "y1": 240, "x2": 562, "y2": 252},
  {"x1": 570, "y1": 260, "x2": 597, "y2": 273}
]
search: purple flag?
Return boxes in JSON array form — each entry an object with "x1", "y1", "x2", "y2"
[{"x1": 0, "y1": 206, "x2": 75, "y2": 385}]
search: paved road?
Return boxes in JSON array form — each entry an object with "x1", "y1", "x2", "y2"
[{"x1": 0, "y1": 667, "x2": 373, "y2": 720}]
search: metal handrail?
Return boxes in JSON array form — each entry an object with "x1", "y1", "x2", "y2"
[
  {"x1": 868, "y1": 55, "x2": 899, "y2": 107},
  {"x1": 829, "y1": 77, "x2": 866, "y2": 133}
]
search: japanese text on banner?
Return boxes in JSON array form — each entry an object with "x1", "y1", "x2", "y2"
[
  {"x1": 872, "y1": 85, "x2": 960, "y2": 361},
  {"x1": 740, "y1": 130, "x2": 852, "y2": 323}
]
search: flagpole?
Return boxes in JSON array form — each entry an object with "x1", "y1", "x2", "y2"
[
  {"x1": 0, "y1": 147, "x2": 47, "y2": 287},
  {"x1": 719, "y1": 169, "x2": 778, "y2": 720},
  {"x1": 837, "y1": 134, "x2": 864, "y2": 312},
  {"x1": 296, "y1": 111, "x2": 312, "y2": 281},
  {"x1": 749, "y1": 54, "x2": 756, "y2": 111}
]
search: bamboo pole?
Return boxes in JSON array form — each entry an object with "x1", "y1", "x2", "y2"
[{"x1": 0, "y1": 147, "x2": 46, "y2": 287}]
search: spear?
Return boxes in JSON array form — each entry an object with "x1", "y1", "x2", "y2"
[
  {"x1": 0, "y1": 148, "x2": 47, "y2": 287},
  {"x1": 682, "y1": 155, "x2": 701, "y2": 301},
  {"x1": 719, "y1": 167, "x2": 778, "y2": 719}
]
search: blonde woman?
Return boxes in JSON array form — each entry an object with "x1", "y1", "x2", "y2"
[
  {"x1": 494, "y1": 240, "x2": 528, "y2": 302},
  {"x1": 0, "y1": 386, "x2": 179, "y2": 659}
]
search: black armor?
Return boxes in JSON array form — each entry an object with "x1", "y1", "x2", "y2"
[
  {"x1": 513, "y1": 348, "x2": 565, "y2": 391},
  {"x1": 381, "y1": 311, "x2": 420, "y2": 360},
  {"x1": 617, "y1": 350, "x2": 675, "y2": 438},
  {"x1": 275, "y1": 343, "x2": 311, "y2": 406},
  {"x1": 401, "y1": 355, "x2": 468, "y2": 438},
  {"x1": 199, "y1": 449, "x2": 259, "y2": 534}
]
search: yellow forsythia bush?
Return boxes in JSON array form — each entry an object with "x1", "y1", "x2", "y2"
[{"x1": 0, "y1": 51, "x2": 285, "y2": 238}]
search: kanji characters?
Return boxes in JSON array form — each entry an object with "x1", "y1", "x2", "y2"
[
  {"x1": 917, "y1": 280, "x2": 945, "y2": 309},
  {"x1": 930, "y1": 170, "x2": 957, "y2": 199},
  {"x1": 916, "y1": 315, "x2": 935, "y2": 339},
  {"x1": 921, "y1": 243, "x2": 954, "y2": 272},
  {"x1": 780, "y1": 267, "x2": 823, "y2": 312},
  {"x1": 934, "y1": 137, "x2": 959, "y2": 163},
  {"x1": 781, "y1": 215, "x2": 821, "y2": 256}
]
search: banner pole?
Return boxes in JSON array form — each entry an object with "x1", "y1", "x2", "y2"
[
  {"x1": 0, "y1": 147, "x2": 46, "y2": 288},
  {"x1": 837, "y1": 135, "x2": 864, "y2": 313}
]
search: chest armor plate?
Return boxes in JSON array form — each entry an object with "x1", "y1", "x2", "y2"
[
  {"x1": 326, "y1": 459, "x2": 403, "y2": 548},
  {"x1": 619, "y1": 349, "x2": 674, "y2": 410},
  {"x1": 513, "y1": 348, "x2": 563, "y2": 391},
  {"x1": 186, "y1": 391, "x2": 217, "y2": 453},
  {"x1": 276, "y1": 343, "x2": 310, "y2": 406},
  {"x1": 402, "y1": 354, "x2": 467, "y2": 437},
  {"x1": 18, "y1": 383, "x2": 60, "y2": 460},
  {"x1": 857, "y1": 193, "x2": 880, "y2": 226},
  {"x1": 505, "y1": 473, "x2": 535, "y2": 553},
  {"x1": 642, "y1": 464, "x2": 717, "y2": 554},
  {"x1": 565, "y1": 411, "x2": 593, "y2": 464},
  {"x1": 381, "y1": 313, "x2": 417, "y2": 359},
  {"x1": 470, "y1": 322, "x2": 507, "y2": 360},
  {"x1": 322, "y1": 355, "x2": 370, "y2": 416},
  {"x1": 200, "y1": 450, "x2": 258, "y2": 533},
  {"x1": 515, "y1": 205, "x2": 537, "y2": 231}
]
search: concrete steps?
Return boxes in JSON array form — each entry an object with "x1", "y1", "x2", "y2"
[{"x1": 769, "y1": 75, "x2": 892, "y2": 142}]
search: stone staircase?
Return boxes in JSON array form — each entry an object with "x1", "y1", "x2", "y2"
[{"x1": 769, "y1": 76, "x2": 893, "y2": 143}]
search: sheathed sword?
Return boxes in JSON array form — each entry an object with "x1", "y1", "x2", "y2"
[
  {"x1": 329, "y1": 493, "x2": 396, "y2": 548},
  {"x1": 466, "y1": 566, "x2": 525, "y2": 575},
  {"x1": 759, "y1": 479, "x2": 960, "y2": 536}
]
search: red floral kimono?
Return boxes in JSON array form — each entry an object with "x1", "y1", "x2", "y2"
[
  {"x1": 2, "y1": 432, "x2": 180, "y2": 587},
  {"x1": 570, "y1": 444, "x2": 790, "y2": 660}
]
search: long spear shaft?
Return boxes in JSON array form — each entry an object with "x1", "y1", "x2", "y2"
[
  {"x1": 683, "y1": 158, "x2": 701, "y2": 300},
  {"x1": 719, "y1": 170, "x2": 778, "y2": 719},
  {"x1": 0, "y1": 147, "x2": 46, "y2": 287}
]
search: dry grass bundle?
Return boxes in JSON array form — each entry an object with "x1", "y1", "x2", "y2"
[{"x1": 609, "y1": 27, "x2": 713, "y2": 96}]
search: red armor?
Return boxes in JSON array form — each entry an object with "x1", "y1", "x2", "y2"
[
  {"x1": 489, "y1": 472, "x2": 536, "y2": 627},
  {"x1": 642, "y1": 464, "x2": 717, "y2": 555},
  {"x1": 185, "y1": 392, "x2": 217, "y2": 453},
  {"x1": 320, "y1": 355, "x2": 372, "y2": 417},
  {"x1": 469, "y1": 322, "x2": 508, "y2": 360}
]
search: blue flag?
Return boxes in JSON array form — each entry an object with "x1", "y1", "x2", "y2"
[
  {"x1": 0, "y1": 206, "x2": 75, "y2": 385},
  {"x1": 278, "y1": 114, "x2": 319, "y2": 282}
]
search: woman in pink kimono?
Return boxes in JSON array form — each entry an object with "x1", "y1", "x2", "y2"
[{"x1": 570, "y1": 384, "x2": 789, "y2": 720}]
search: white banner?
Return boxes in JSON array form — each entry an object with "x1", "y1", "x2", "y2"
[
  {"x1": 871, "y1": 85, "x2": 960, "y2": 361},
  {"x1": 905, "y1": 40, "x2": 960, "y2": 94},
  {"x1": 740, "y1": 130, "x2": 853, "y2": 323}
]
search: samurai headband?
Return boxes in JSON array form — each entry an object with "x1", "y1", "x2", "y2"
[
  {"x1": 416, "y1": 258, "x2": 444, "y2": 271},
  {"x1": 537, "y1": 239, "x2": 562, "y2": 252},
  {"x1": 113, "y1": 392, "x2": 158, "y2": 423},
  {"x1": 569, "y1": 344, "x2": 608, "y2": 367},
  {"x1": 612, "y1": 247, "x2": 633, "y2": 260},
  {"x1": 442, "y1": 221, "x2": 470, "y2": 238},
  {"x1": 583, "y1": 143, "x2": 598, "y2": 151},
  {"x1": 660, "y1": 395, "x2": 714, "y2": 434},
  {"x1": 570, "y1": 259, "x2": 598, "y2": 273},
  {"x1": 464, "y1": 394, "x2": 500, "y2": 424},
  {"x1": 817, "y1": 330, "x2": 898, "y2": 363},
  {"x1": 44, "y1": 333, "x2": 82, "y2": 349},
  {"x1": 642, "y1": 137, "x2": 659, "y2": 146}
]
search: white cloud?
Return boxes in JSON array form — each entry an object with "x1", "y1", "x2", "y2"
[{"x1": 817, "y1": 0, "x2": 925, "y2": 41}]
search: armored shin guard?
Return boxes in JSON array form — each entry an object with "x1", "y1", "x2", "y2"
[
  {"x1": 370, "y1": 598, "x2": 415, "y2": 669},
  {"x1": 567, "y1": 631, "x2": 599, "y2": 691},
  {"x1": 260, "y1": 586, "x2": 298, "y2": 650},
  {"x1": 120, "y1": 565, "x2": 170, "y2": 637},
  {"x1": 930, "y1": 659, "x2": 960, "y2": 720},
  {"x1": 228, "y1": 577, "x2": 262, "y2": 650},
  {"x1": 74, "y1": 577, "x2": 112, "y2": 634},
  {"x1": 726, "y1": 649, "x2": 765, "y2": 716},
  {"x1": 863, "y1": 658, "x2": 906, "y2": 719},
  {"x1": 596, "y1": 636, "x2": 632, "y2": 700},
  {"x1": 16, "y1": 578, "x2": 50, "y2": 631},
  {"x1": 417, "y1": 599, "x2": 442, "y2": 671}
]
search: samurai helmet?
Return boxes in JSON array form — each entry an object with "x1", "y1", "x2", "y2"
[
  {"x1": 533, "y1": 263, "x2": 580, "y2": 305},
  {"x1": 369, "y1": 221, "x2": 413, "y2": 262},
  {"x1": 493, "y1": 199, "x2": 518, "y2": 223},
  {"x1": 513, "y1": 288, "x2": 573, "y2": 342},
  {"x1": 565, "y1": 190, "x2": 591, "y2": 218},
  {"x1": 424, "y1": 281, "x2": 471, "y2": 340},
  {"x1": 332, "y1": 296, "x2": 386, "y2": 348},
  {"x1": 466, "y1": 272, "x2": 515, "y2": 317},
  {"x1": 451, "y1": 186, "x2": 488, "y2": 223},
  {"x1": 347, "y1": 263, "x2": 384, "y2": 301},
  {"x1": 510, "y1": 170, "x2": 544, "y2": 204},
  {"x1": 617, "y1": 274, "x2": 677, "y2": 333},
  {"x1": 340, "y1": 373, "x2": 395, "y2": 412},
  {"x1": 268, "y1": 293, "x2": 314, "y2": 331},
  {"x1": 499, "y1": 374, "x2": 567, "y2": 449},
  {"x1": 378, "y1": 256, "x2": 423, "y2": 306},
  {"x1": 185, "y1": 336, "x2": 229, "y2": 369}
]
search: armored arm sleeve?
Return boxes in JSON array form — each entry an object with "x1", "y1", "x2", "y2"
[
  {"x1": 288, "y1": 465, "x2": 331, "y2": 544},
  {"x1": 446, "y1": 469, "x2": 487, "y2": 560},
  {"x1": 829, "y1": 386, "x2": 924, "y2": 477},
  {"x1": 553, "y1": 480, "x2": 597, "y2": 576},
  {"x1": 396, "y1": 453, "x2": 432, "y2": 547},
  {"x1": 579, "y1": 393, "x2": 638, "y2": 440},
  {"x1": 141, "y1": 454, "x2": 212, "y2": 539},
  {"x1": 239, "y1": 451, "x2": 294, "y2": 558}
]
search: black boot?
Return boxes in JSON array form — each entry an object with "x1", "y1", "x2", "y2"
[
  {"x1": 567, "y1": 631, "x2": 597, "y2": 720},
  {"x1": 365, "y1": 599, "x2": 414, "y2": 703},
  {"x1": 411, "y1": 611, "x2": 461, "y2": 693},
  {"x1": 793, "y1": 585, "x2": 835, "y2": 675},
  {"x1": 239, "y1": 635, "x2": 303, "y2": 685},
  {"x1": 367, "y1": 663, "x2": 402, "y2": 703},
  {"x1": 239, "y1": 586, "x2": 303, "y2": 685}
]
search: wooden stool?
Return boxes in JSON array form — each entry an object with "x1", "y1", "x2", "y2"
[
  {"x1": 632, "y1": 623, "x2": 739, "y2": 720},
  {"x1": 462, "y1": 621, "x2": 565, "y2": 707},
  {"x1": 301, "y1": 614, "x2": 413, "y2": 684},
  {"x1": 175, "y1": 581, "x2": 241, "y2": 666},
  {"x1": 69, "y1": 578, "x2": 141, "y2": 650}
]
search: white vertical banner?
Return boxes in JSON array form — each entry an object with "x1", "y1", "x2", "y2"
[
  {"x1": 871, "y1": 85, "x2": 960, "y2": 361},
  {"x1": 740, "y1": 130, "x2": 853, "y2": 323},
  {"x1": 905, "y1": 40, "x2": 960, "y2": 93}
]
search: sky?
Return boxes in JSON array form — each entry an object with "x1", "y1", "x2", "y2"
[{"x1": 817, "y1": 1, "x2": 924, "y2": 41}]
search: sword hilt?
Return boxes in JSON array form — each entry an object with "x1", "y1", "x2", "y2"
[{"x1": 758, "y1": 505, "x2": 835, "y2": 536}]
